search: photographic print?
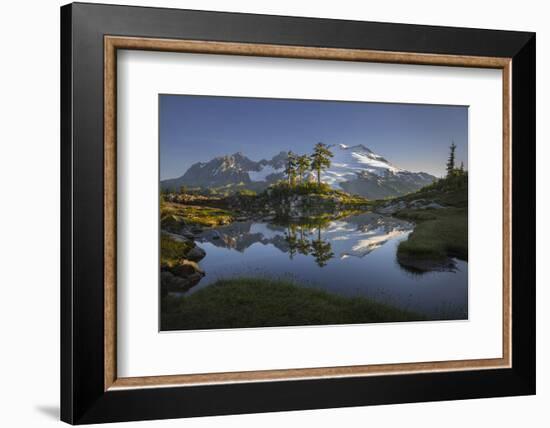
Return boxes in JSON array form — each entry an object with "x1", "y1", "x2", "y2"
[{"x1": 159, "y1": 95, "x2": 468, "y2": 331}]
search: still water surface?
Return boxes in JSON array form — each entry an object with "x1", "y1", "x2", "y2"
[{"x1": 183, "y1": 213, "x2": 467, "y2": 319}]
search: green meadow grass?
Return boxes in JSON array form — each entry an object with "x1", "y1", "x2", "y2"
[
  {"x1": 161, "y1": 277, "x2": 423, "y2": 330},
  {"x1": 396, "y1": 207, "x2": 468, "y2": 261}
]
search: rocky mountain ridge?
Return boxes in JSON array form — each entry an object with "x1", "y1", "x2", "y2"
[{"x1": 161, "y1": 144, "x2": 436, "y2": 199}]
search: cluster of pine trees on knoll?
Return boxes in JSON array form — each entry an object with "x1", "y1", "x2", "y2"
[{"x1": 284, "y1": 142, "x2": 334, "y2": 187}]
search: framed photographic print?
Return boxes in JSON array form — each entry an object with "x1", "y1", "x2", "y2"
[{"x1": 60, "y1": 2, "x2": 536, "y2": 424}]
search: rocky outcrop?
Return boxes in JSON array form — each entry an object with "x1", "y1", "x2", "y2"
[
  {"x1": 161, "y1": 260, "x2": 205, "y2": 293},
  {"x1": 186, "y1": 246, "x2": 206, "y2": 262},
  {"x1": 223, "y1": 190, "x2": 369, "y2": 221},
  {"x1": 278, "y1": 194, "x2": 333, "y2": 219},
  {"x1": 168, "y1": 259, "x2": 204, "y2": 277},
  {"x1": 161, "y1": 233, "x2": 206, "y2": 293},
  {"x1": 161, "y1": 269, "x2": 204, "y2": 293}
]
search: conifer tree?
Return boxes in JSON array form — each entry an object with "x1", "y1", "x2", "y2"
[
  {"x1": 284, "y1": 151, "x2": 297, "y2": 186},
  {"x1": 446, "y1": 141, "x2": 457, "y2": 177},
  {"x1": 310, "y1": 142, "x2": 333, "y2": 186},
  {"x1": 296, "y1": 154, "x2": 311, "y2": 184}
]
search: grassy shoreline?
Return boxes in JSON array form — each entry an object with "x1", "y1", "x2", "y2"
[
  {"x1": 388, "y1": 175, "x2": 468, "y2": 271},
  {"x1": 161, "y1": 277, "x2": 424, "y2": 331},
  {"x1": 161, "y1": 202, "x2": 235, "y2": 229},
  {"x1": 395, "y1": 207, "x2": 467, "y2": 261}
]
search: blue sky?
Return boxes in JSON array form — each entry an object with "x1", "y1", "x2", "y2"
[{"x1": 160, "y1": 94, "x2": 468, "y2": 180}]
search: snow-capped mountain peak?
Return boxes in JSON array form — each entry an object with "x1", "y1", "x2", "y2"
[{"x1": 321, "y1": 144, "x2": 402, "y2": 189}]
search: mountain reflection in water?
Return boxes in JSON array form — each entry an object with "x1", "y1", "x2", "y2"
[
  {"x1": 198, "y1": 213, "x2": 412, "y2": 263},
  {"x1": 185, "y1": 213, "x2": 468, "y2": 318}
]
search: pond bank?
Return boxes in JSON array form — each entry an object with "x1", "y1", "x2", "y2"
[
  {"x1": 394, "y1": 207, "x2": 467, "y2": 272},
  {"x1": 372, "y1": 175, "x2": 468, "y2": 272}
]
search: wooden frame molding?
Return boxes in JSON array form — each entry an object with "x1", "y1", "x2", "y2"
[{"x1": 104, "y1": 35, "x2": 512, "y2": 391}]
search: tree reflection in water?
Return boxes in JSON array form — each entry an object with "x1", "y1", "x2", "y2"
[{"x1": 285, "y1": 222, "x2": 334, "y2": 267}]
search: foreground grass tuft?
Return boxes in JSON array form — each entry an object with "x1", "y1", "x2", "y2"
[{"x1": 161, "y1": 277, "x2": 424, "y2": 330}]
